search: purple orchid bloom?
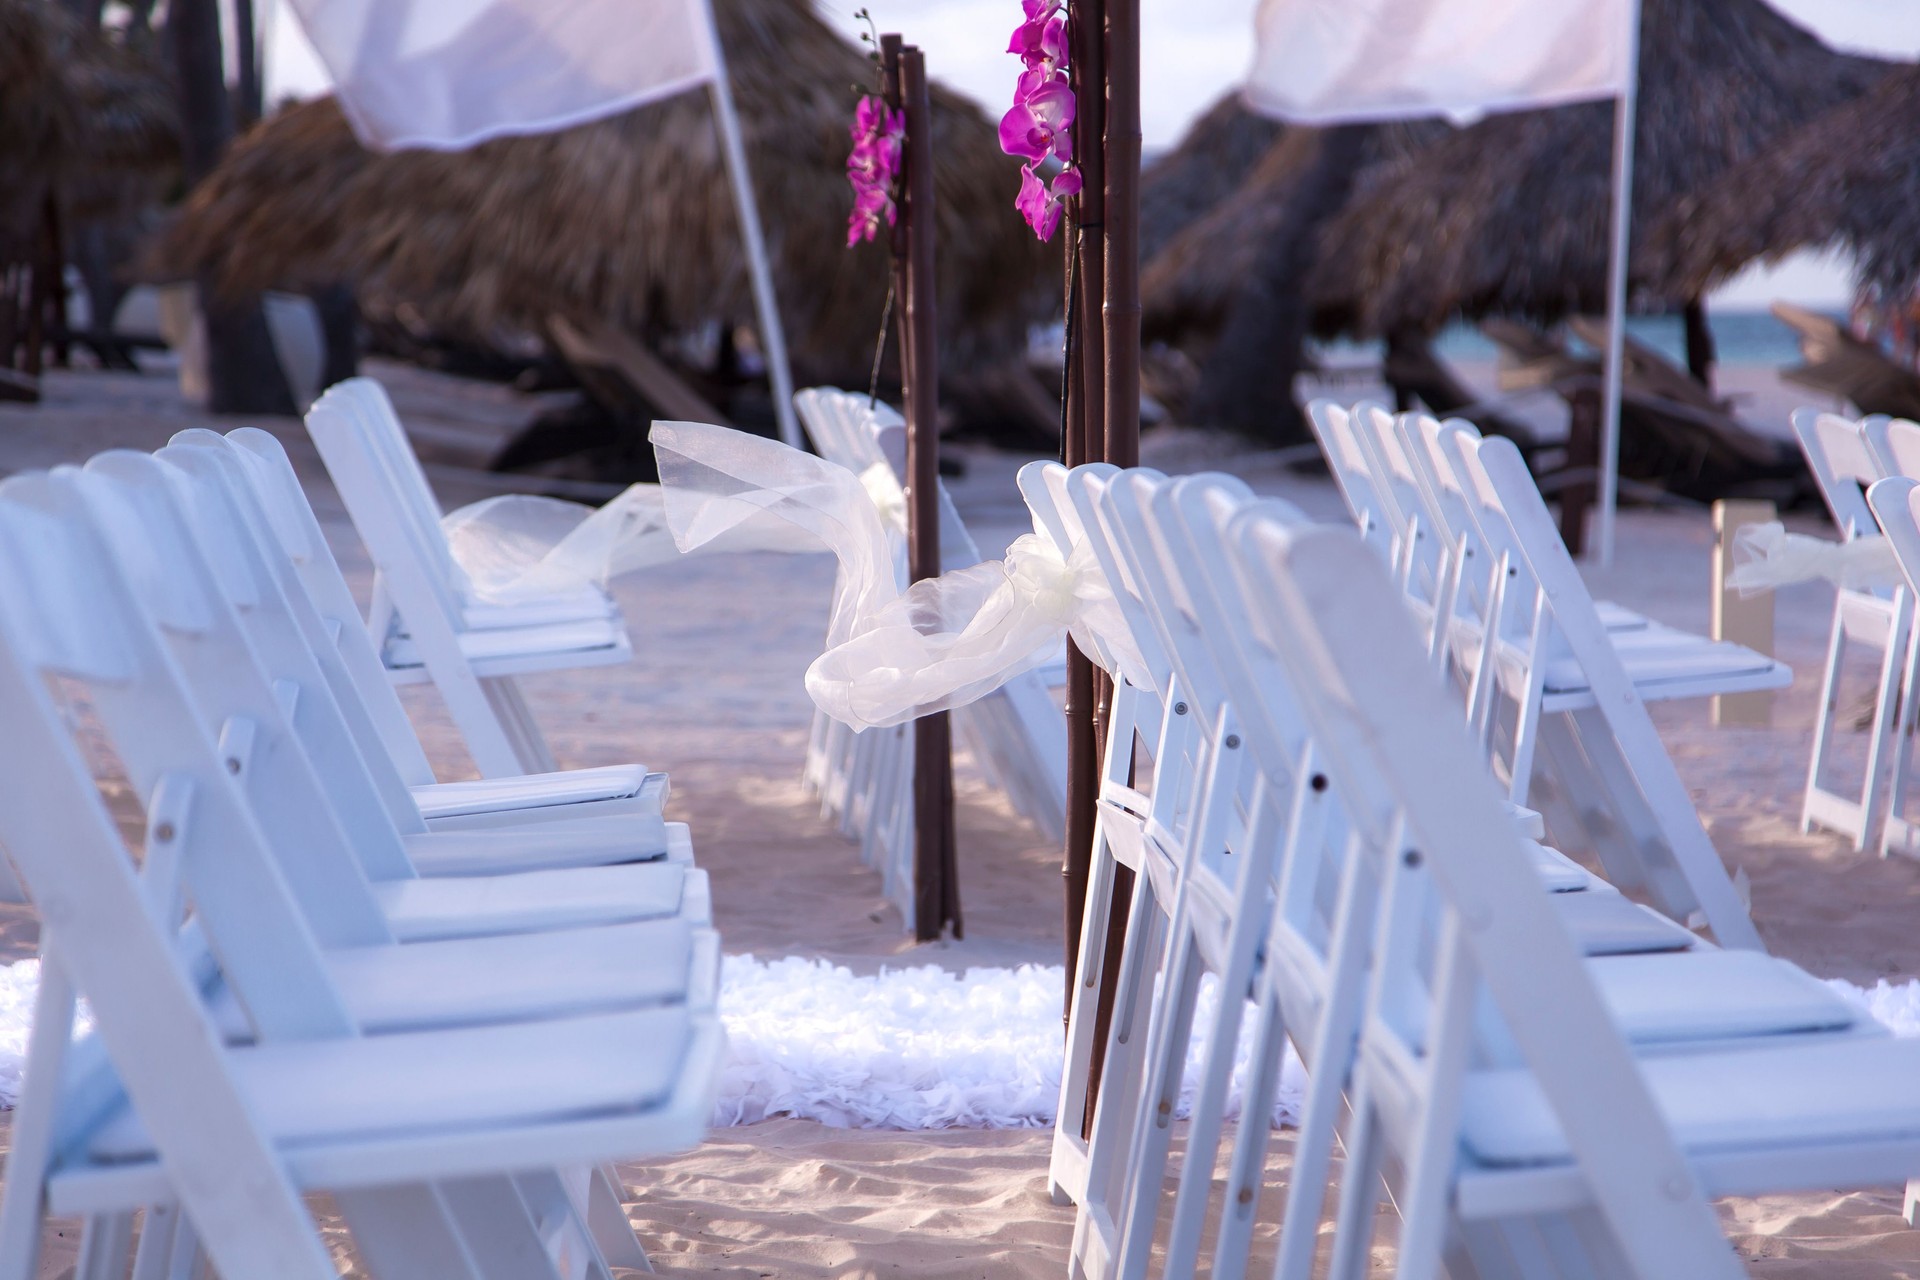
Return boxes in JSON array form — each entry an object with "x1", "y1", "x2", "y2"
[
  {"x1": 1008, "y1": 12, "x2": 1067, "y2": 74},
  {"x1": 998, "y1": 73, "x2": 1075, "y2": 164},
  {"x1": 845, "y1": 93, "x2": 904, "y2": 249}
]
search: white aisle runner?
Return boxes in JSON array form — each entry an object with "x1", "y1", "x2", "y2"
[{"x1": 0, "y1": 958, "x2": 1911, "y2": 1130}]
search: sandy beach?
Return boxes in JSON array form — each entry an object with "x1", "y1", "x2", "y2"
[{"x1": 6, "y1": 357, "x2": 1920, "y2": 1276}]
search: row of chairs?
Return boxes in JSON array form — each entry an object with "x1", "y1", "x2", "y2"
[
  {"x1": 794, "y1": 388, "x2": 1067, "y2": 928},
  {"x1": 1790, "y1": 410, "x2": 1920, "y2": 857},
  {"x1": 1039, "y1": 407, "x2": 1920, "y2": 1279},
  {"x1": 308, "y1": 379, "x2": 639, "y2": 780},
  {"x1": 0, "y1": 428, "x2": 721, "y2": 1277},
  {"x1": 1310, "y1": 401, "x2": 1787, "y2": 950}
]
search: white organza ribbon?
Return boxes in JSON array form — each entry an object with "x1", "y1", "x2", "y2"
[
  {"x1": 441, "y1": 485, "x2": 677, "y2": 603},
  {"x1": 651, "y1": 420, "x2": 1149, "y2": 728},
  {"x1": 1728, "y1": 522, "x2": 1903, "y2": 595}
]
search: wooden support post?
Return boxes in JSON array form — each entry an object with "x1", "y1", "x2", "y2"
[
  {"x1": 1076, "y1": 0, "x2": 1143, "y2": 1137},
  {"x1": 1711, "y1": 499, "x2": 1776, "y2": 727},
  {"x1": 1560, "y1": 382, "x2": 1600, "y2": 557},
  {"x1": 1061, "y1": 0, "x2": 1105, "y2": 1033},
  {"x1": 894, "y1": 42, "x2": 960, "y2": 942}
]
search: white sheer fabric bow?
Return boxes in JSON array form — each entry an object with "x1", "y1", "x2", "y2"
[
  {"x1": 653, "y1": 420, "x2": 1149, "y2": 728},
  {"x1": 432, "y1": 420, "x2": 1147, "y2": 728},
  {"x1": 1727, "y1": 522, "x2": 1902, "y2": 595}
]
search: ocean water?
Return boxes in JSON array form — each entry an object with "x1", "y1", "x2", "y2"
[{"x1": 1312, "y1": 307, "x2": 1838, "y2": 369}]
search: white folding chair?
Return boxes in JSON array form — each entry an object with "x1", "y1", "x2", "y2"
[
  {"x1": 1072, "y1": 466, "x2": 1840, "y2": 1280},
  {"x1": 0, "y1": 471, "x2": 722, "y2": 1279},
  {"x1": 1443, "y1": 431, "x2": 1769, "y2": 949},
  {"x1": 1790, "y1": 409, "x2": 1910, "y2": 851},
  {"x1": 97, "y1": 448, "x2": 712, "y2": 936},
  {"x1": 1021, "y1": 461, "x2": 1180, "y2": 1214},
  {"x1": 308, "y1": 378, "x2": 634, "y2": 777},
  {"x1": 1230, "y1": 513, "x2": 1920, "y2": 1280},
  {"x1": 177, "y1": 426, "x2": 672, "y2": 837}
]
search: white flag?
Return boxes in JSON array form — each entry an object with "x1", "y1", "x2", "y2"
[
  {"x1": 1245, "y1": 0, "x2": 1633, "y2": 125},
  {"x1": 287, "y1": 0, "x2": 721, "y2": 151}
]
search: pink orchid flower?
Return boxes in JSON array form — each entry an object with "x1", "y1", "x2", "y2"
[
  {"x1": 1015, "y1": 163, "x2": 1082, "y2": 241},
  {"x1": 1008, "y1": 12, "x2": 1067, "y2": 75},
  {"x1": 998, "y1": 73, "x2": 1075, "y2": 164}
]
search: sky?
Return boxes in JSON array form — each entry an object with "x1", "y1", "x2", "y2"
[{"x1": 263, "y1": 0, "x2": 1920, "y2": 309}]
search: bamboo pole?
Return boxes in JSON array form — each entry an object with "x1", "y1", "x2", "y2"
[
  {"x1": 1061, "y1": 0, "x2": 1106, "y2": 1035},
  {"x1": 895, "y1": 41, "x2": 960, "y2": 942}
]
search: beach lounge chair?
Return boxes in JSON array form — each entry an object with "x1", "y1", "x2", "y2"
[
  {"x1": 308, "y1": 377, "x2": 635, "y2": 778},
  {"x1": 1775, "y1": 300, "x2": 1920, "y2": 421},
  {"x1": 0, "y1": 468, "x2": 721, "y2": 1277},
  {"x1": 1787, "y1": 410, "x2": 1910, "y2": 852}
]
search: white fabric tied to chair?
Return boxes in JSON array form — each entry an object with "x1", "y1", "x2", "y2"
[
  {"x1": 649, "y1": 420, "x2": 1148, "y2": 728},
  {"x1": 441, "y1": 485, "x2": 679, "y2": 604},
  {"x1": 1729, "y1": 522, "x2": 1902, "y2": 594},
  {"x1": 808, "y1": 531, "x2": 1146, "y2": 729}
]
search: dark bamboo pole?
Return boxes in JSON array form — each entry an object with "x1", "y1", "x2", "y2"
[
  {"x1": 1060, "y1": 0, "x2": 1106, "y2": 1035},
  {"x1": 1103, "y1": 0, "x2": 1141, "y2": 471},
  {"x1": 897, "y1": 43, "x2": 961, "y2": 942},
  {"x1": 1075, "y1": 0, "x2": 1144, "y2": 1137}
]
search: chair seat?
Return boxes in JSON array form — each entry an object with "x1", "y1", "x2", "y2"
[
  {"x1": 382, "y1": 616, "x2": 630, "y2": 682},
  {"x1": 1553, "y1": 890, "x2": 1697, "y2": 955},
  {"x1": 1594, "y1": 600, "x2": 1649, "y2": 631},
  {"x1": 413, "y1": 764, "x2": 657, "y2": 820},
  {"x1": 1460, "y1": 1027, "x2": 1920, "y2": 1170},
  {"x1": 459, "y1": 585, "x2": 620, "y2": 631},
  {"x1": 371, "y1": 855, "x2": 705, "y2": 943},
  {"x1": 78, "y1": 1006, "x2": 719, "y2": 1172},
  {"x1": 1460, "y1": 627, "x2": 1791, "y2": 704},
  {"x1": 1528, "y1": 841, "x2": 1598, "y2": 892},
  {"x1": 210, "y1": 919, "x2": 714, "y2": 1038},
  {"x1": 403, "y1": 805, "x2": 671, "y2": 875}
]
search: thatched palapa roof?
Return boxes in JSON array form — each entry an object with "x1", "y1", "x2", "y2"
[
  {"x1": 1306, "y1": 0, "x2": 1885, "y2": 338},
  {"x1": 154, "y1": 0, "x2": 1052, "y2": 384},
  {"x1": 1138, "y1": 96, "x2": 1284, "y2": 262},
  {"x1": 1643, "y1": 64, "x2": 1920, "y2": 301},
  {"x1": 0, "y1": 0, "x2": 176, "y2": 243}
]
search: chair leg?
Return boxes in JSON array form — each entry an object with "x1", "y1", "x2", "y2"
[
  {"x1": 582, "y1": 1165, "x2": 652, "y2": 1273},
  {"x1": 128, "y1": 1204, "x2": 180, "y2": 1280},
  {"x1": 336, "y1": 1185, "x2": 484, "y2": 1280},
  {"x1": 480, "y1": 676, "x2": 559, "y2": 775},
  {"x1": 1857, "y1": 606, "x2": 1909, "y2": 853},
  {"x1": 1802, "y1": 607, "x2": 1850, "y2": 836},
  {"x1": 1882, "y1": 627, "x2": 1920, "y2": 860},
  {"x1": 74, "y1": 1213, "x2": 135, "y2": 1280}
]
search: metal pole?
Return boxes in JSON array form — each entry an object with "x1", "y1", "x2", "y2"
[
  {"x1": 1593, "y1": 0, "x2": 1642, "y2": 567},
  {"x1": 898, "y1": 44, "x2": 960, "y2": 942},
  {"x1": 702, "y1": 9, "x2": 801, "y2": 449}
]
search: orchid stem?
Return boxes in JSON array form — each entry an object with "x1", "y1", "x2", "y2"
[{"x1": 869, "y1": 278, "x2": 896, "y2": 410}]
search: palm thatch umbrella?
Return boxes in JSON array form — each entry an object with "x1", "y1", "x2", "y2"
[
  {"x1": 1644, "y1": 63, "x2": 1920, "y2": 302},
  {"x1": 1138, "y1": 95, "x2": 1283, "y2": 261},
  {"x1": 0, "y1": 1, "x2": 176, "y2": 234},
  {"x1": 1307, "y1": 0, "x2": 1885, "y2": 340},
  {"x1": 152, "y1": 0, "x2": 1051, "y2": 388}
]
